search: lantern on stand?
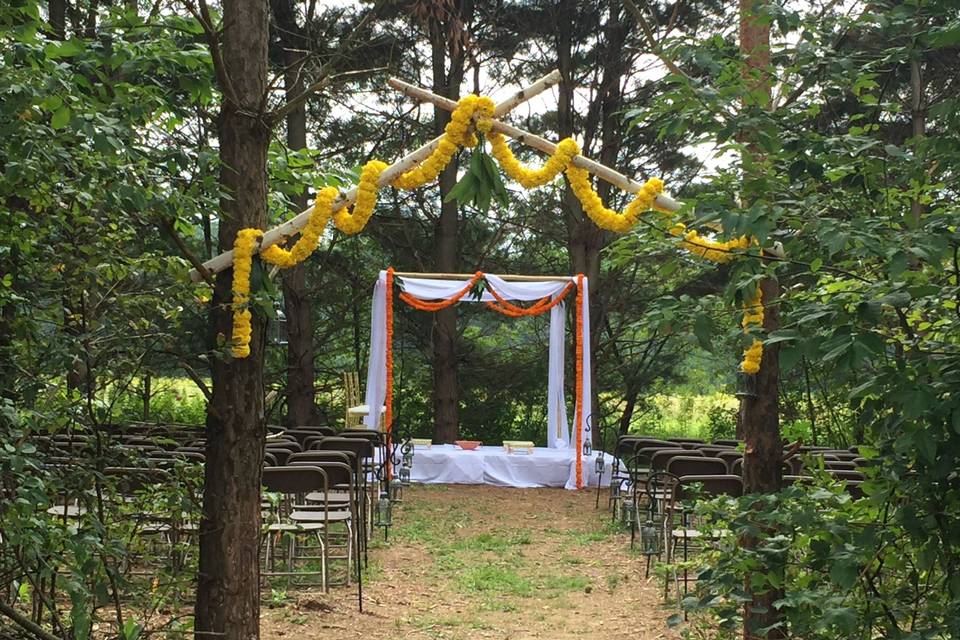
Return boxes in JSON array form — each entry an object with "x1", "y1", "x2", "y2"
[
  {"x1": 594, "y1": 449, "x2": 605, "y2": 476},
  {"x1": 400, "y1": 440, "x2": 413, "y2": 486},
  {"x1": 375, "y1": 490, "x2": 392, "y2": 540},
  {"x1": 583, "y1": 414, "x2": 593, "y2": 457},
  {"x1": 622, "y1": 493, "x2": 637, "y2": 533},
  {"x1": 389, "y1": 476, "x2": 403, "y2": 503},
  {"x1": 640, "y1": 510, "x2": 662, "y2": 578}
]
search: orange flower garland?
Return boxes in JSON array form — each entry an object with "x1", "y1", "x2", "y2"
[
  {"x1": 385, "y1": 267, "x2": 395, "y2": 479},
  {"x1": 398, "y1": 272, "x2": 485, "y2": 311},
  {"x1": 484, "y1": 281, "x2": 575, "y2": 317},
  {"x1": 574, "y1": 274, "x2": 585, "y2": 489}
]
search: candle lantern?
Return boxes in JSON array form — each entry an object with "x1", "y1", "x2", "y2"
[
  {"x1": 375, "y1": 490, "x2": 392, "y2": 528},
  {"x1": 640, "y1": 517, "x2": 661, "y2": 557},
  {"x1": 399, "y1": 464, "x2": 411, "y2": 486},
  {"x1": 594, "y1": 450, "x2": 605, "y2": 476},
  {"x1": 401, "y1": 441, "x2": 414, "y2": 468}
]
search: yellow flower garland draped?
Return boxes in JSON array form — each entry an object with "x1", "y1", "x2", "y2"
[
  {"x1": 226, "y1": 93, "x2": 677, "y2": 358},
  {"x1": 740, "y1": 285, "x2": 765, "y2": 374}
]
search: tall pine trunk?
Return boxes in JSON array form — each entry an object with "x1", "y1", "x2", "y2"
[
  {"x1": 271, "y1": 0, "x2": 315, "y2": 427},
  {"x1": 558, "y1": 0, "x2": 630, "y2": 445},
  {"x1": 428, "y1": 11, "x2": 467, "y2": 443},
  {"x1": 195, "y1": 0, "x2": 270, "y2": 636},
  {"x1": 737, "y1": 1, "x2": 785, "y2": 637}
]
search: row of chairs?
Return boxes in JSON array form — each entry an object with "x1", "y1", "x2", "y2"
[
  {"x1": 602, "y1": 435, "x2": 869, "y2": 601},
  {"x1": 32, "y1": 423, "x2": 393, "y2": 611}
]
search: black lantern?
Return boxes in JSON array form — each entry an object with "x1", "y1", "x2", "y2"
[
  {"x1": 735, "y1": 371, "x2": 757, "y2": 398},
  {"x1": 273, "y1": 304, "x2": 288, "y2": 346},
  {"x1": 401, "y1": 441, "x2": 414, "y2": 468},
  {"x1": 375, "y1": 490, "x2": 392, "y2": 528},
  {"x1": 582, "y1": 437, "x2": 593, "y2": 457},
  {"x1": 594, "y1": 449, "x2": 605, "y2": 475},
  {"x1": 399, "y1": 464, "x2": 411, "y2": 486}
]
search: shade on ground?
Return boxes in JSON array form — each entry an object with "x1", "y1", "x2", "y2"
[{"x1": 261, "y1": 485, "x2": 680, "y2": 639}]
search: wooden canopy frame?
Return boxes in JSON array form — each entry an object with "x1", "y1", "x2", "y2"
[{"x1": 188, "y1": 71, "x2": 682, "y2": 283}]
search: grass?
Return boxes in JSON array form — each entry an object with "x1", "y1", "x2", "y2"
[{"x1": 456, "y1": 565, "x2": 533, "y2": 596}]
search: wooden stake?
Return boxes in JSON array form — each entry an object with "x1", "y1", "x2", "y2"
[{"x1": 190, "y1": 71, "x2": 563, "y2": 282}]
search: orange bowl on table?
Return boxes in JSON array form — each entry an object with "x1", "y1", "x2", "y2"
[{"x1": 454, "y1": 440, "x2": 482, "y2": 450}]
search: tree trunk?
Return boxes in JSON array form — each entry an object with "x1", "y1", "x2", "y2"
[
  {"x1": 739, "y1": 277, "x2": 784, "y2": 639},
  {"x1": 428, "y1": 10, "x2": 468, "y2": 443},
  {"x1": 738, "y1": 1, "x2": 784, "y2": 637},
  {"x1": 195, "y1": 0, "x2": 270, "y2": 637},
  {"x1": 271, "y1": 0, "x2": 315, "y2": 427},
  {"x1": 558, "y1": 0, "x2": 630, "y2": 439},
  {"x1": 49, "y1": 0, "x2": 66, "y2": 39},
  {"x1": 908, "y1": 56, "x2": 925, "y2": 229}
]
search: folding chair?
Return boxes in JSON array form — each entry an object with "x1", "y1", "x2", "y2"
[{"x1": 261, "y1": 466, "x2": 330, "y2": 590}]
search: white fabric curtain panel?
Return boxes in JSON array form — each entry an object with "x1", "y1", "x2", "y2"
[
  {"x1": 362, "y1": 271, "x2": 593, "y2": 488},
  {"x1": 362, "y1": 271, "x2": 387, "y2": 430}
]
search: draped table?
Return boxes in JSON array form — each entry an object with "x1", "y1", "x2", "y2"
[{"x1": 408, "y1": 444, "x2": 612, "y2": 490}]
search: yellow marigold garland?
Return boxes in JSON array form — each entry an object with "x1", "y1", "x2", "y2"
[
  {"x1": 489, "y1": 134, "x2": 580, "y2": 188},
  {"x1": 230, "y1": 228, "x2": 264, "y2": 358},
  {"x1": 226, "y1": 92, "x2": 677, "y2": 358},
  {"x1": 568, "y1": 166, "x2": 667, "y2": 233},
  {"x1": 392, "y1": 95, "x2": 495, "y2": 190},
  {"x1": 740, "y1": 285, "x2": 764, "y2": 374},
  {"x1": 260, "y1": 190, "x2": 336, "y2": 269},
  {"x1": 668, "y1": 223, "x2": 751, "y2": 264},
  {"x1": 332, "y1": 160, "x2": 389, "y2": 234}
]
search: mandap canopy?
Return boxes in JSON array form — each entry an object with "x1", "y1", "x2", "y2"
[{"x1": 363, "y1": 269, "x2": 592, "y2": 489}]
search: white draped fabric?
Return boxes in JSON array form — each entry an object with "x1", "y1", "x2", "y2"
[
  {"x1": 409, "y1": 445, "x2": 612, "y2": 489},
  {"x1": 363, "y1": 271, "x2": 592, "y2": 490}
]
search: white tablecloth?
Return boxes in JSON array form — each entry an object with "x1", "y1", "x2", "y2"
[{"x1": 408, "y1": 444, "x2": 612, "y2": 490}]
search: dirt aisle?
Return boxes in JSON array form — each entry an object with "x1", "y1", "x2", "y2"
[{"x1": 262, "y1": 485, "x2": 681, "y2": 639}]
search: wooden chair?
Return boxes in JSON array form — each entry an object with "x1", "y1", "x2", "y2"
[{"x1": 342, "y1": 371, "x2": 363, "y2": 427}]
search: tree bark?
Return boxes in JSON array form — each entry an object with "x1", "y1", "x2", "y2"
[
  {"x1": 271, "y1": 0, "x2": 315, "y2": 427},
  {"x1": 428, "y1": 7, "x2": 469, "y2": 443},
  {"x1": 195, "y1": 0, "x2": 270, "y2": 637}
]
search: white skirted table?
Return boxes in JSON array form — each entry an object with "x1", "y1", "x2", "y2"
[{"x1": 408, "y1": 444, "x2": 613, "y2": 490}]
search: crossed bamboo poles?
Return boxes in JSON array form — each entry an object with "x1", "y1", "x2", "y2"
[{"x1": 189, "y1": 70, "x2": 682, "y2": 283}]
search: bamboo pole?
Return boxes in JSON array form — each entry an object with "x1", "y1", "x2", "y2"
[
  {"x1": 392, "y1": 271, "x2": 573, "y2": 282},
  {"x1": 387, "y1": 77, "x2": 682, "y2": 213},
  {"x1": 189, "y1": 71, "x2": 564, "y2": 282}
]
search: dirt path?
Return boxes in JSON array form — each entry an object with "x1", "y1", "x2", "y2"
[{"x1": 261, "y1": 485, "x2": 681, "y2": 639}]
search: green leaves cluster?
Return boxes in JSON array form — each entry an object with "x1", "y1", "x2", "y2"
[{"x1": 444, "y1": 140, "x2": 510, "y2": 214}]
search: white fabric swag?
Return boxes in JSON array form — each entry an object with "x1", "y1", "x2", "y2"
[{"x1": 363, "y1": 271, "x2": 592, "y2": 490}]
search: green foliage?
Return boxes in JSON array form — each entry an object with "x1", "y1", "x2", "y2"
[{"x1": 683, "y1": 478, "x2": 960, "y2": 638}]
